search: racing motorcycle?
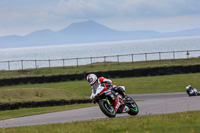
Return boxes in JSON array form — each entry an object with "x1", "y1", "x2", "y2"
[
  {"x1": 186, "y1": 85, "x2": 200, "y2": 97},
  {"x1": 91, "y1": 83, "x2": 139, "y2": 117}
]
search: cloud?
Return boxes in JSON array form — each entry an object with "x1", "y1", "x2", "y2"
[
  {"x1": 1, "y1": 0, "x2": 200, "y2": 20},
  {"x1": 48, "y1": 0, "x2": 200, "y2": 18},
  {"x1": 0, "y1": 0, "x2": 200, "y2": 36}
]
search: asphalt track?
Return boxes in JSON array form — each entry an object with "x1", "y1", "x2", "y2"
[{"x1": 1, "y1": 92, "x2": 200, "y2": 128}]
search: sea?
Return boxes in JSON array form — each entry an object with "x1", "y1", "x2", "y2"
[{"x1": 0, "y1": 36, "x2": 200, "y2": 70}]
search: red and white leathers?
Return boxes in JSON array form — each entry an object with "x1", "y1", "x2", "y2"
[
  {"x1": 90, "y1": 77, "x2": 112, "y2": 91},
  {"x1": 89, "y1": 76, "x2": 126, "y2": 99}
]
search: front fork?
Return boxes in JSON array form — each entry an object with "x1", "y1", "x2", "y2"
[{"x1": 102, "y1": 98, "x2": 113, "y2": 107}]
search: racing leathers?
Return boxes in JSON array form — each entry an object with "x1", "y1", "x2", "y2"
[{"x1": 90, "y1": 77, "x2": 126, "y2": 99}]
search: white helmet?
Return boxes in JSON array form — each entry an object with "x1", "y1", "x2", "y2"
[
  {"x1": 87, "y1": 74, "x2": 98, "y2": 85},
  {"x1": 186, "y1": 85, "x2": 191, "y2": 90}
]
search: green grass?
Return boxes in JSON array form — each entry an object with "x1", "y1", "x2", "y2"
[
  {"x1": 1, "y1": 58, "x2": 200, "y2": 122},
  {"x1": 1, "y1": 73, "x2": 198, "y2": 120},
  {"x1": 1, "y1": 57, "x2": 200, "y2": 79},
  {"x1": 0, "y1": 103, "x2": 96, "y2": 120},
  {"x1": 1, "y1": 72, "x2": 200, "y2": 103},
  {"x1": 0, "y1": 88, "x2": 84, "y2": 103},
  {"x1": 2, "y1": 111, "x2": 200, "y2": 133},
  {"x1": 0, "y1": 58, "x2": 199, "y2": 132}
]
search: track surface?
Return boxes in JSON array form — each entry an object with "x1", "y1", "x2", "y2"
[{"x1": 1, "y1": 92, "x2": 200, "y2": 128}]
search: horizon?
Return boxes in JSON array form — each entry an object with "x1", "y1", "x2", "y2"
[
  {"x1": 0, "y1": 20, "x2": 200, "y2": 37},
  {"x1": 1, "y1": 36, "x2": 200, "y2": 50},
  {"x1": 0, "y1": 0, "x2": 200, "y2": 37}
]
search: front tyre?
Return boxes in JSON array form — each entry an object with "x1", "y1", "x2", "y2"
[
  {"x1": 127, "y1": 98, "x2": 139, "y2": 116},
  {"x1": 99, "y1": 99, "x2": 116, "y2": 118}
]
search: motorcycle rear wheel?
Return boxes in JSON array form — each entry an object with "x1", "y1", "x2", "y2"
[{"x1": 99, "y1": 100, "x2": 116, "y2": 118}]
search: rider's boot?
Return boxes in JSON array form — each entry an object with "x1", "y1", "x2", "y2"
[{"x1": 113, "y1": 86, "x2": 128, "y2": 100}]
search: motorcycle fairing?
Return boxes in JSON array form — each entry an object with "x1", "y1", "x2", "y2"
[
  {"x1": 91, "y1": 84, "x2": 109, "y2": 100},
  {"x1": 113, "y1": 95, "x2": 125, "y2": 112}
]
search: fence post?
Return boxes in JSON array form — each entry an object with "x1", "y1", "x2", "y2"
[
  {"x1": 8, "y1": 61, "x2": 10, "y2": 71},
  {"x1": 48, "y1": 59, "x2": 51, "y2": 68},
  {"x1": 186, "y1": 51, "x2": 190, "y2": 58},
  {"x1": 21, "y1": 60, "x2": 24, "y2": 70},
  {"x1": 173, "y1": 51, "x2": 175, "y2": 59},
  {"x1": 35, "y1": 60, "x2": 37, "y2": 69},
  {"x1": 76, "y1": 58, "x2": 79, "y2": 67},
  {"x1": 145, "y1": 53, "x2": 147, "y2": 61},
  {"x1": 117, "y1": 55, "x2": 119, "y2": 64},
  {"x1": 63, "y1": 59, "x2": 65, "y2": 67},
  {"x1": 159, "y1": 52, "x2": 161, "y2": 60},
  {"x1": 91, "y1": 57, "x2": 93, "y2": 67},
  {"x1": 131, "y1": 54, "x2": 134, "y2": 63},
  {"x1": 104, "y1": 56, "x2": 106, "y2": 62}
]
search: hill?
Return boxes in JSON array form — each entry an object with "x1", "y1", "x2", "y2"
[{"x1": 0, "y1": 20, "x2": 200, "y2": 48}]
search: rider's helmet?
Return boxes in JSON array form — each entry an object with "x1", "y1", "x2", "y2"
[
  {"x1": 186, "y1": 85, "x2": 191, "y2": 90},
  {"x1": 87, "y1": 74, "x2": 98, "y2": 85}
]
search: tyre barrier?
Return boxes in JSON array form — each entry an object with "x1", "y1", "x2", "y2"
[
  {"x1": 0, "y1": 99, "x2": 92, "y2": 111},
  {"x1": 1, "y1": 65, "x2": 200, "y2": 86}
]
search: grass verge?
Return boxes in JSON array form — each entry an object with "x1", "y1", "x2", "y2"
[
  {"x1": 1, "y1": 72, "x2": 200, "y2": 103},
  {"x1": 0, "y1": 72, "x2": 199, "y2": 121},
  {"x1": 1, "y1": 57, "x2": 200, "y2": 79},
  {"x1": 2, "y1": 111, "x2": 200, "y2": 133},
  {"x1": 0, "y1": 88, "x2": 84, "y2": 103}
]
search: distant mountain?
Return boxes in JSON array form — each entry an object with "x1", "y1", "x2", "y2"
[{"x1": 0, "y1": 20, "x2": 200, "y2": 48}]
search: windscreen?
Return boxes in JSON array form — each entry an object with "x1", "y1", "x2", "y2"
[{"x1": 92, "y1": 83, "x2": 101, "y2": 94}]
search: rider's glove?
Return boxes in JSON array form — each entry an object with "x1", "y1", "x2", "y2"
[{"x1": 106, "y1": 82, "x2": 111, "y2": 88}]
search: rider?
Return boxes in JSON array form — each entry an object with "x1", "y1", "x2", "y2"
[
  {"x1": 186, "y1": 85, "x2": 200, "y2": 96},
  {"x1": 87, "y1": 73, "x2": 127, "y2": 99}
]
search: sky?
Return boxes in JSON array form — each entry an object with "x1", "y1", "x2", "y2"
[{"x1": 0, "y1": 0, "x2": 200, "y2": 37}]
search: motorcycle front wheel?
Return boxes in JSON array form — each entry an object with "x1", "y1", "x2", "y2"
[
  {"x1": 99, "y1": 99, "x2": 116, "y2": 118},
  {"x1": 127, "y1": 98, "x2": 139, "y2": 116}
]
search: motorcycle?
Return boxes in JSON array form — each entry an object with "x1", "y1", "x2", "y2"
[
  {"x1": 91, "y1": 83, "x2": 139, "y2": 117},
  {"x1": 186, "y1": 87, "x2": 200, "y2": 96}
]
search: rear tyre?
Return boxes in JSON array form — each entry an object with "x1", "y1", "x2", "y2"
[
  {"x1": 127, "y1": 98, "x2": 139, "y2": 116},
  {"x1": 99, "y1": 100, "x2": 116, "y2": 118}
]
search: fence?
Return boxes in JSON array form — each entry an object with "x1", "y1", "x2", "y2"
[{"x1": 1, "y1": 50, "x2": 200, "y2": 71}]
